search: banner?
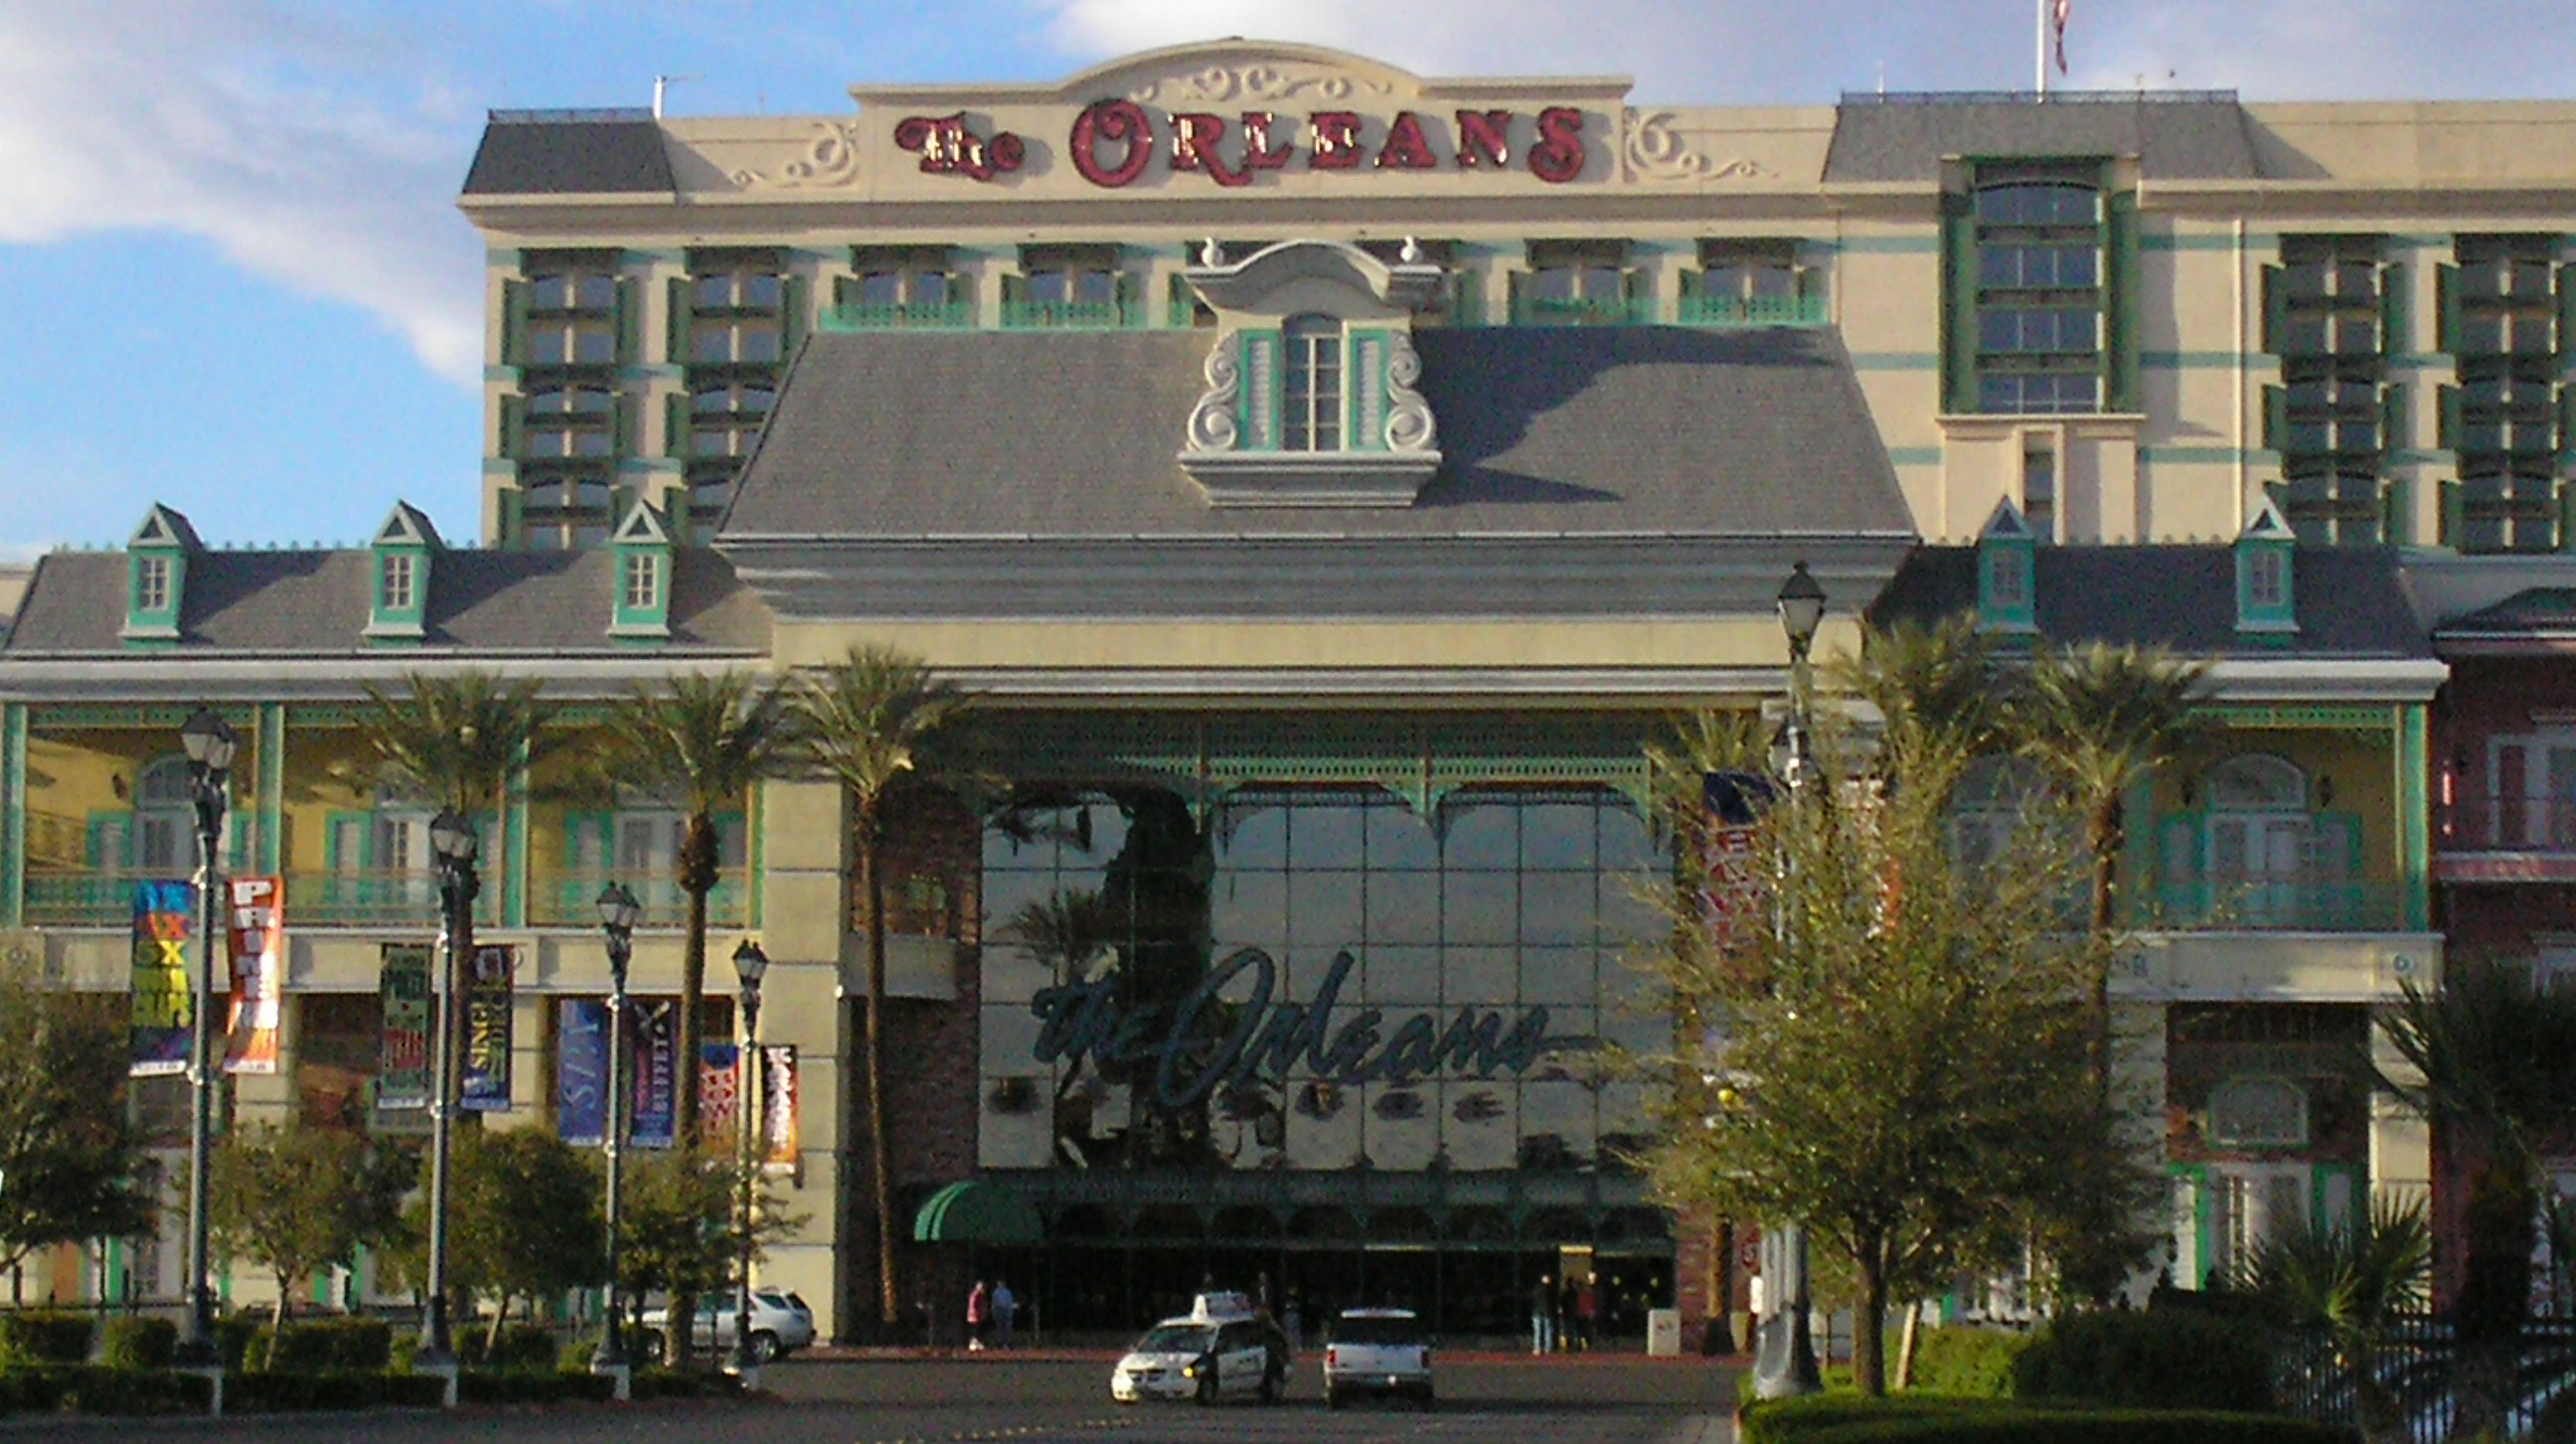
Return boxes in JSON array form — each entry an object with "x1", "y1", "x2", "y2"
[
  {"x1": 223, "y1": 876, "x2": 283, "y2": 1074},
  {"x1": 555, "y1": 999, "x2": 610, "y2": 1147},
  {"x1": 631, "y1": 1001, "x2": 678, "y2": 1149},
  {"x1": 377, "y1": 944, "x2": 432, "y2": 1110},
  {"x1": 1700, "y1": 771, "x2": 1773, "y2": 957},
  {"x1": 762, "y1": 1044, "x2": 799, "y2": 1175},
  {"x1": 699, "y1": 1043, "x2": 740, "y2": 1147},
  {"x1": 460, "y1": 944, "x2": 515, "y2": 1112},
  {"x1": 128, "y1": 881, "x2": 196, "y2": 1077}
]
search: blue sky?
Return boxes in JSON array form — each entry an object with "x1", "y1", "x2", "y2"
[{"x1": 7, "y1": 0, "x2": 2576, "y2": 559}]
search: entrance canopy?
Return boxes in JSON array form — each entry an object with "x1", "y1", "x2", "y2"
[{"x1": 912, "y1": 1180, "x2": 1044, "y2": 1244}]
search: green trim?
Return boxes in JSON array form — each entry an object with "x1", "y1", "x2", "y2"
[
  {"x1": 1848, "y1": 352, "x2": 1941, "y2": 371},
  {"x1": 1884, "y1": 446, "x2": 1943, "y2": 465},
  {"x1": 256, "y1": 704, "x2": 285, "y2": 876},
  {"x1": 2396, "y1": 704, "x2": 2429, "y2": 930},
  {"x1": 1939, "y1": 190, "x2": 1979, "y2": 413},
  {"x1": 616, "y1": 364, "x2": 688, "y2": 383},
  {"x1": 2199, "y1": 705, "x2": 2392, "y2": 730},
  {"x1": 2141, "y1": 234, "x2": 2247, "y2": 252},
  {"x1": 2, "y1": 703, "x2": 25, "y2": 929},
  {"x1": 483, "y1": 365, "x2": 520, "y2": 384},
  {"x1": 1829, "y1": 235, "x2": 1941, "y2": 254},
  {"x1": 2105, "y1": 189, "x2": 2143, "y2": 410},
  {"x1": 504, "y1": 741, "x2": 530, "y2": 930},
  {"x1": 2141, "y1": 351, "x2": 2243, "y2": 369}
]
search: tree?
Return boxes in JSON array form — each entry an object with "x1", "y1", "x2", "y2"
[
  {"x1": 388, "y1": 1128, "x2": 600, "y2": 1351},
  {"x1": 794, "y1": 644, "x2": 974, "y2": 1330},
  {"x1": 0, "y1": 967, "x2": 154, "y2": 1280},
  {"x1": 617, "y1": 1149, "x2": 802, "y2": 1364},
  {"x1": 2236, "y1": 1195, "x2": 2431, "y2": 1444},
  {"x1": 210, "y1": 1124, "x2": 412, "y2": 1363},
  {"x1": 2374, "y1": 957, "x2": 2576, "y2": 1437},
  {"x1": 595, "y1": 671, "x2": 798, "y2": 1145},
  {"x1": 351, "y1": 670, "x2": 568, "y2": 818},
  {"x1": 1645, "y1": 705, "x2": 2152, "y2": 1396}
]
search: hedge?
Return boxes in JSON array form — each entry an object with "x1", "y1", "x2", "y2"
[
  {"x1": 252, "y1": 1317, "x2": 394, "y2": 1372},
  {"x1": 0, "y1": 1364, "x2": 213, "y2": 1415},
  {"x1": 0, "y1": 1310, "x2": 92, "y2": 1364},
  {"x1": 456, "y1": 1323, "x2": 562, "y2": 1372},
  {"x1": 96, "y1": 1317, "x2": 177, "y2": 1371},
  {"x1": 1906, "y1": 1328, "x2": 2030, "y2": 1399},
  {"x1": 1742, "y1": 1395, "x2": 2356, "y2": 1444},
  {"x1": 228, "y1": 1369, "x2": 449, "y2": 1412},
  {"x1": 2011, "y1": 1310, "x2": 2277, "y2": 1412}
]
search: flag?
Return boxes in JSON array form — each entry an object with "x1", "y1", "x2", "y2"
[{"x1": 2053, "y1": 0, "x2": 2071, "y2": 76}]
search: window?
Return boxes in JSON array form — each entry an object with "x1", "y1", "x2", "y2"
[
  {"x1": 2265, "y1": 238, "x2": 2396, "y2": 544},
  {"x1": 135, "y1": 555, "x2": 169, "y2": 613},
  {"x1": 2480, "y1": 732, "x2": 2576, "y2": 849},
  {"x1": 521, "y1": 387, "x2": 616, "y2": 460},
  {"x1": 1949, "y1": 754, "x2": 2046, "y2": 868},
  {"x1": 686, "y1": 256, "x2": 786, "y2": 369},
  {"x1": 1517, "y1": 241, "x2": 1637, "y2": 325},
  {"x1": 1684, "y1": 240, "x2": 1811, "y2": 325},
  {"x1": 621, "y1": 552, "x2": 661, "y2": 611},
  {"x1": 522, "y1": 261, "x2": 618, "y2": 368},
  {"x1": 1971, "y1": 174, "x2": 2103, "y2": 414},
  {"x1": 2244, "y1": 549, "x2": 2286, "y2": 609},
  {"x1": 2442, "y1": 236, "x2": 2565, "y2": 553},
  {"x1": 1281, "y1": 314, "x2": 1344, "y2": 452},
  {"x1": 381, "y1": 554, "x2": 414, "y2": 611},
  {"x1": 1009, "y1": 246, "x2": 1125, "y2": 327},
  {"x1": 2021, "y1": 439, "x2": 2057, "y2": 542}
]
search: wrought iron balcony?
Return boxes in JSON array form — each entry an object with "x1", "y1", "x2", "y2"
[
  {"x1": 526, "y1": 871, "x2": 746, "y2": 929},
  {"x1": 2142, "y1": 878, "x2": 2408, "y2": 931}
]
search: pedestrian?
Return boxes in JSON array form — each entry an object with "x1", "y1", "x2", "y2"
[
  {"x1": 1530, "y1": 1274, "x2": 1556, "y2": 1355},
  {"x1": 993, "y1": 1278, "x2": 1017, "y2": 1349},
  {"x1": 1283, "y1": 1295, "x2": 1303, "y2": 1351},
  {"x1": 1574, "y1": 1274, "x2": 1599, "y2": 1352},
  {"x1": 966, "y1": 1279, "x2": 991, "y2": 1351}
]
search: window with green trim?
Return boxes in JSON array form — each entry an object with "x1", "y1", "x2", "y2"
[
  {"x1": 2263, "y1": 236, "x2": 2400, "y2": 545},
  {"x1": 1007, "y1": 245, "x2": 1132, "y2": 328},
  {"x1": 1514, "y1": 241, "x2": 1644, "y2": 326},
  {"x1": 2439, "y1": 235, "x2": 2566, "y2": 554},
  {"x1": 1972, "y1": 173, "x2": 2103, "y2": 414},
  {"x1": 1281, "y1": 314, "x2": 1345, "y2": 452},
  {"x1": 1682, "y1": 240, "x2": 1816, "y2": 326},
  {"x1": 519, "y1": 260, "x2": 619, "y2": 368},
  {"x1": 134, "y1": 555, "x2": 170, "y2": 614}
]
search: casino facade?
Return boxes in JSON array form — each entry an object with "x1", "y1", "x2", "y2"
[{"x1": 12, "y1": 40, "x2": 2576, "y2": 1341}]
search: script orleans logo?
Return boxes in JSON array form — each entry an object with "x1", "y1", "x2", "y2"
[
  {"x1": 895, "y1": 103, "x2": 1588, "y2": 188},
  {"x1": 1028, "y1": 945, "x2": 1594, "y2": 1111}
]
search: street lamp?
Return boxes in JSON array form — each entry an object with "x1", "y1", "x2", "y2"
[
  {"x1": 591, "y1": 882, "x2": 641, "y2": 1376},
  {"x1": 173, "y1": 707, "x2": 235, "y2": 1368},
  {"x1": 729, "y1": 938, "x2": 769, "y2": 1376},
  {"x1": 415, "y1": 807, "x2": 480, "y2": 1371},
  {"x1": 1752, "y1": 562, "x2": 1826, "y2": 1401}
]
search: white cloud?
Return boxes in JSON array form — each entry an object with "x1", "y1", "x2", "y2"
[{"x1": 0, "y1": 0, "x2": 482, "y2": 384}]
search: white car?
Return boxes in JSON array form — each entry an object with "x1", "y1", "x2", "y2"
[
  {"x1": 1110, "y1": 1295, "x2": 1290, "y2": 1405},
  {"x1": 1323, "y1": 1308, "x2": 1434, "y2": 1410},
  {"x1": 639, "y1": 1288, "x2": 816, "y2": 1363}
]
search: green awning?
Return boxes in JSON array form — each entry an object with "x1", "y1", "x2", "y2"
[{"x1": 911, "y1": 1181, "x2": 1044, "y2": 1244}]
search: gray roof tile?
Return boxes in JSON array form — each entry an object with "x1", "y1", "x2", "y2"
[
  {"x1": 1825, "y1": 96, "x2": 2258, "y2": 183},
  {"x1": 462, "y1": 118, "x2": 675, "y2": 196}
]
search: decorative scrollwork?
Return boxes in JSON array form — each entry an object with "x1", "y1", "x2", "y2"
[
  {"x1": 1621, "y1": 108, "x2": 1773, "y2": 183},
  {"x1": 1130, "y1": 63, "x2": 1393, "y2": 106},
  {"x1": 728, "y1": 120, "x2": 866, "y2": 190},
  {"x1": 1185, "y1": 333, "x2": 1242, "y2": 453},
  {"x1": 1382, "y1": 335, "x2": 1436, "y2": 454}
]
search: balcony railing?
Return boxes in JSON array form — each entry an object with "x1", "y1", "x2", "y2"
[
  {"x1": 815, "y1": 300, "x2": 975, "y2": 332},
  {"x1": 2144, "y1": 878, "x2": 2407, "y2": 931},
  {"x1": 527, "y1": 872, "x2": 747, "y2": 929},
  {"x1": 1509, "y1": 294, "x2": 1659, "y2": 327},
  {"x1": 1675, "y1": 292, "x2": 1828, "y2": 327},
  {"x1": 23, "y1": 870, "x2": 499, "y2": 929},
  {"x1": 999, "y1": 299, "x2": 1150, "y2": 330}
]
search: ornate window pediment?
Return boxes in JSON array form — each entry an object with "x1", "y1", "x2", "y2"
[{"x1": 1177, "y1": 239, "x2": 1443, "y2": 508}]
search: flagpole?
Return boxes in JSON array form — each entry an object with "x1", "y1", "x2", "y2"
[{"x1": 2035, "y1": 0, "x2": 2048, "y2": 95}]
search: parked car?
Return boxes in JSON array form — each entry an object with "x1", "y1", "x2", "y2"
[
  {"x1": 1323, "y1": 1307, "x2": 1434, "y2": 1410},
  {"x1": 638, "y1": 1289, "x2": 816, "y2": 1363},
  {"x1": 1110, "y1": 1293, "x2": 1290, "y2": 1405}
]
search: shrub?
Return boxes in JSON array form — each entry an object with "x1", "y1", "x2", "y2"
[
  {"x1": 1742, "y1": 1393, "x2": 2354, "y2": 1444},
  {"x1": 0, "y1": 1364, "x2": 212, "y2": 1415},
  {"x1": 2011, "y1": 1309, "x2": 2276, "y2": 1413},
  {"x1": 227, "y1": 1369, "x2": 446, "y2": 1411},
  {"x1": 460, "y1": 1323, "x2": 561, "y2": 1372},
  {"x1": 95, "y1": 1317, "x2": 178, "y2": 1370},
  {"x1": 214, "y1": 1314, "x2": 260, "y2": 1372},
  {"x1": 0, "y1": 1310, "x2": 92, "y2": 1364},
  {"x1": 254, "y1": 1317, "x2": 393, "y2": 1372},
  {"x1": 1907, "y1": 1327, "x2": 2032, "y2": 1399}
]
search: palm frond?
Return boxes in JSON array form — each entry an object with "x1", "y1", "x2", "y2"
[
  {"x1": 352, "y1": 671, "x2": 565, "y2": 815},
  {"x1": 794, "y1": 644, "x2": 975, "y2": 807}
]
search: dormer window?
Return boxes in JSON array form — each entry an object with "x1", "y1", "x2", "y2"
[
  {"x1": 621, "y1": 551, "x2": 662, "y2": 611},
  {"x1": 381, "y1": 554, "x2": 415, "y2": 612},
  {"x1": 2245, "y1": 549, "x2": 2286, "y2": 610},
  {"x1": 136, "y1": 555, "x2": 170, "y2": 614},
  {"x1": 1283, "y1": 315, "x2": 1345, "y2": 452}
]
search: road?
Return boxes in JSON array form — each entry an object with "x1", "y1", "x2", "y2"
[{"x1": 2, "y1": 1354, "x2": 1740, "y2": 1444}]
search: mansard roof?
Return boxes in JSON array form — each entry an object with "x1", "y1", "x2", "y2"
[
  {"x1": 461, "y1": 111, "x2": 675, "y2": 196},
  {"x1": 1823, "y1": 92, "x2": 2259, "y2": 183}
]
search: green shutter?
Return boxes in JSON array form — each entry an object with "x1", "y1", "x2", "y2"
[
  {"x1": 495, "y1": 487, "x2": 525, "y2": 548},
  {"x1": 2381, "y1": 475, "x2": 2409, "y2": 546},
  {"x1": 1678, "y1": 267, "x2": 1703, "y2": 302},
  {"x1": 2104, "y1": 190, "x2": 2141, "y2": 411},
  {"x1": 2558, "y1": 263, "x2": 2576, "y2": 356},
  {"x1": 665, "y1": 392, "x2": 689, "y2": 460},
  {"x1": 2440, "y1": 479, "x2": 2464, "y2": 547},
  {"x1": 1940, "y1": 190, "x2": 1980, "y2": 413},
  {"x1": 501, "y1": 278, "x2": 530, "y2": 368},
  {"x1": 2259, "y1": 265, "x2": 2286, "y2": 355},
  {"x1": 781, "y1": 274, "x2": 810, "y2": 352},
  {"x1": 1000, "y1": 272, "x2": 1027, "y2": 308},
  {"x1": 2380, "y1": 262, "x2": 2409, "y2": 356},
  {"x1": 613, "y1": 276, "x2": 640, "y2": 366},
  {"x1": 1506, "y1": 269, "x2": 1528, "y2": 325},
  {"x1": 324, "y1": 812, "x2": 366, "y2": 871},
  {"x1": 2261, "y1": 385, "x2": 2288, "y2": 452},
  {"x1": 1622, "y1": 266, "x2": 1652, "y2": 324},
  {"x1": 1450, "y1": 272, "x2": 1481, "y2": 327},
  {"x1": 832, "y1": 274, "x2": 860, "y2": 313},
  {"x1": 611, "y1": 393, "x2": 635, "y2": 460},
  {"x1": 2381, "y1": 385, "x2": 2408, "y2": 453},
  {"x1": 2438, "y1": 385, "x2": 2463, "y2": 450},
  {"x1": 1239, "y1": 330, "x2": 1280, "y2": 450},
  {"x1": 2436, "y1": 263, "x2": 2462, "y2": 353},
  {"x1": 1113, "y1": 271, "x2": 1138, "y2": 327},
  {"x1": 2560, "y1": 387, "x2": 2576, "y2": 462},
  {"x1": 498, "y1": 395, "x2": 526, "y2": 459},
  {"x1": 667, "y1": 276, "x2": 692, "y2": 366}
]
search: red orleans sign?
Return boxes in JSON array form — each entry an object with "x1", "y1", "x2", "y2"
[{"x1": 895, "y1": 102, "x2": 1588, "y2": 187}]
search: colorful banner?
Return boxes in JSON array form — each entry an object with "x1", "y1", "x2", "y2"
[
  {"x1": 1701, "y1": 771, "x2": 1773, "y2": 957},
  {"x1": 761, "y1": 1044, "x2": 799, "y2": 1175},
  {"x1": 631, "y1": 1001, "x2": 678, "y2": 1149},
  {"x1": 460, "y1": 944, "x2": 515, "y2": 1113},
  {"x1": 127, "y1": 881, "x2": 196, "y2": 1077},
  {"x1": 377, "y1": 944, "x2": 432, "y2": 1110},
  {"x1": 556, "y1": 999, "x2": 610, "y2": 1147},
  {"x1": 699, "y1": 1043, "x2": 741, "y2": 1147},
  {"x1": 223, "y1": 876, "x2": 283, "y2": 1074}
]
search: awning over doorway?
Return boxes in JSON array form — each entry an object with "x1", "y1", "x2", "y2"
[{"x1": 912, "y1": 1180, "x2": 1044, "y2": 1244}]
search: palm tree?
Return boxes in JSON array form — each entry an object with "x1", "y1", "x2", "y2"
[
  {"x1": 2376, "y1": 958, "x2": 2576, "y2": 1438},
  {"x1": 794, "y1": 644, "x2": 974, "y2": 1331},
  {"x1": 1831, "y1": 615, "x2": 2007, "y2": 776},
  {"x1": 354, "y1": 670, "x2": 564, "y2": 818},
  {"x1": 2236, "y1": 1195, "x2": 2432, "y2": 1444},
  {"x1": 596, "y1": 671, "x2": 798, "y2": 1144}
]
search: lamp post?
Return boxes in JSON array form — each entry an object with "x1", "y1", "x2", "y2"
[
  {"x1": 173, "y1": 707, "x2": 236, "y2": 1368},
  {"x1": 591, "y1": 882, "x2": 641, "y2": 1376},
  {"x1": 728, "y1": 939, "x2": 768, "y2": 1375},
  {"x1": 1752, "y1": 562, "x2": 1826, "y2": 1401},
  {"x1": 415, "y1": 808, "x2": 480, "y2": 1371}
]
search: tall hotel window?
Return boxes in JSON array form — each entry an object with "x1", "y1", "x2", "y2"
[
  {"x1": 675, "y1": 250, "x2": 795, "y2": 535},
  {"x1": 504, "y1": 254, "x2": 629, "y2": 548},
  {"x1": 2021, "y1": 437, "x2": 2057, "y2": 541},
  {"x1": 2263, "y1": 237, "x2": 2400, "y2": 545},
  {"x1": 1971, "y1": 174, "x2": 2102, "y2": 413},
  {"x1": 835, "y1": 246, "x2": 964, "y2": 328},
  {"x1": 1281, "y1": 315, "x2": 1345, "y2": 452},
  {"x1": 2440, "y1": 235, "x2": 2566, "y2": 554},
  {"x1": 1513, "y1": 241, "x2": 1642, "y2": 326},
  {"x1": 1005, "y1": 245, "x2": 1132, "y2": 327},
  {"x1": 1683, "y1": 240, "x2": 1814, "y2": 325}
]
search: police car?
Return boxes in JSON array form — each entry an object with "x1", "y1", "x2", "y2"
[{"x1": 1109, "y1": 1293, "x2": 1290, "y2": 1405}]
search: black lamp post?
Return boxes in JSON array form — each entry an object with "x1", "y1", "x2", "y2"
[
  {"x1": 1752, "y1": 562, "x2": 1827, "y2": 1401},
  {"x1": 592, "y1": 882, "x2": 641, "y2": 1374},
  {"x1": 415, "y1": 807, "x2": 480, "y2": 1371},
  {"x1": 174, "y1": 707, "x2": 236, "y2": 1368},
  {"x1": 728, "y1": 939, "x2": 769, "y2": 1375}
]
